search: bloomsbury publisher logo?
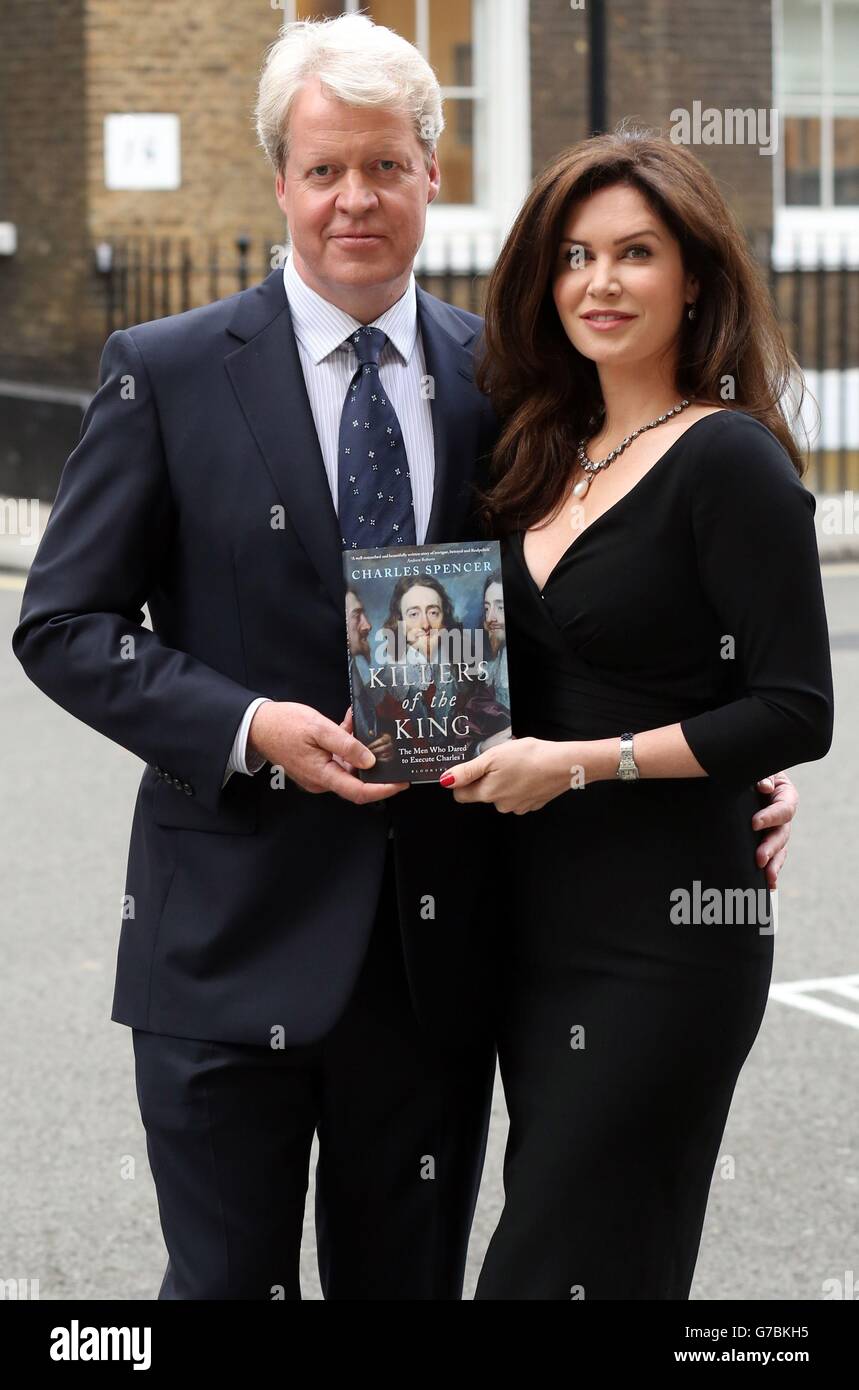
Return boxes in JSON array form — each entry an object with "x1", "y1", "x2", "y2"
[{"x1": 49, "y1": 1321, "x2": 151, "y2": 1371}]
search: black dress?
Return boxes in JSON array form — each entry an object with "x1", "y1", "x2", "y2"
[{"x1": 474, "y1": 410, "x2": 834, "y2": 1301}]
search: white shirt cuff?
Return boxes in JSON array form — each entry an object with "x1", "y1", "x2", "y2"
[{"x1": 222, "y1": 697, "x2": 271, "y2": 788}]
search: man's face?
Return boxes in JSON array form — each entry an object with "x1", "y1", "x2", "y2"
[
  {"x1": 275, "y1": 77, "x2": 440, "y2": 312},
  {"x1": 346, "y1": 591, "x2": 372, "y2": 658},
  {"x1": 483, "y1": 582, "x2": 505, "y2": 655},
  {"x1": 400, "y1": 584, "x2": 443, "y2": 660}
]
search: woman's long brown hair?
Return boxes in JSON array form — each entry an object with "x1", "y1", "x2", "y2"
[{"x1": 474, "y1": 126, "x2": 808, "y2": 536}]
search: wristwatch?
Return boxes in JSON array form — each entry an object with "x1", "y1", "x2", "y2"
[{"x1": 616, "y1": 731, "x2": 640, "y2": 781}]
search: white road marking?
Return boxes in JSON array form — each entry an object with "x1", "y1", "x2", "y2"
[{"x1": 769, "y1": 974, "x2": 859, "y2": 1030}]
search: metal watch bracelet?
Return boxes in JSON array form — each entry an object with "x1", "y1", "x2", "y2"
[{"x1": 616, "y1": 731, "x2": 640, "y2": 781}]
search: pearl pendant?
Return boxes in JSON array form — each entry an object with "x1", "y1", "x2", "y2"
[{"x1": 572, "y1": 476, "x2": 590, "y2": 498}]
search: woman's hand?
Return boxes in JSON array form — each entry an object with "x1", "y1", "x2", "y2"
[
  {"x1": 753, "y1": 772, "x2": 798, "y2": 890},
  {"x1": 440, "y1": 737, "x2": 571, "y2": 814}
]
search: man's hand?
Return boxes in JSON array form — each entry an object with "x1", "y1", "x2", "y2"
[
  {"x1": 248, "y1": 700, "x2": 409, "y2": 804},
  {"x1": 753, "y1": 772, "x2": 798, "y2": 890},
  {"x1": 368, "y1": 732, "x2": 395, "y2": 763},
  {"x1": 336, "y1": 709, "x2": 395, "y2": 768}
]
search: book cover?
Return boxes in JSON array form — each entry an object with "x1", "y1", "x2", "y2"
[{"x1": 343, "y1": 539, "x2": 512, "y2": 783}]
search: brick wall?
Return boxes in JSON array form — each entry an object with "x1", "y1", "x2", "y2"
[
  {"x1": 0, "y1": 0, "x2": 91, "y2": 387},
  {"x1": 529, "y1": 0, "x2": 590, "y2": 185},
  {"x1": 0, "y1": 0, "x2": 286, "y2": 391},
  {"x1": 1, "y1": 0, "x2": 778, "y2": 395},
  {"x1": 85, "y1": 0, "x2": 284, "y2": 243},
  {"x1": 530, "y1": 0, "x2": 775, "y2": 245}
]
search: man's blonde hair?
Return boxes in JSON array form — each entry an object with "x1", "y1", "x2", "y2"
[{"x1": 255, "y1": 13, "x2": 444, "y2": 175}]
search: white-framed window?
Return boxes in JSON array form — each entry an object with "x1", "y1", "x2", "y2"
[
  {"x1": 282, "y1": 0, "x2": 531, "y2": 270},
  {"x1": 773, "y1": 0, "x2": 859, "y2": 266}
]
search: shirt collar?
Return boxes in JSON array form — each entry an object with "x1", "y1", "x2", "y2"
[{"x1": 283, "y1": 248, "x2": 418, "y2": 366}]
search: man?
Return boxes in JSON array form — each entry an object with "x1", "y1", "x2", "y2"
[
  {"x1": 346, "y1": 585, "x2": 396, "y2": 768},
  {"x1": 463, "y1": 571, "x2": 512, "y2": 757},
  {"x1": 376, "y1": 574, "x2": 476, "y2": 775},
  {"x1": 482, "y1": 573, "x2": 508, "y2": 710},
  {"x1": 13, "y1": 14, "x2": 796, "y2": 1300}
]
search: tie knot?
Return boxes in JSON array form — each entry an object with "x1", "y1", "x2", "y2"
[{"x1": 346, "y1": 324, "x2": 387, "y2": 368}]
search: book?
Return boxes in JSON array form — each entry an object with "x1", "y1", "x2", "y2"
[{"x1": 343, "y1": 539, "x2": 512, "y2": 783}]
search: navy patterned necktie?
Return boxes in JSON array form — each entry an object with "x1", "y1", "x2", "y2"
[{"x1": 337, "y1": 325, "x2": 416, "y2": 549}]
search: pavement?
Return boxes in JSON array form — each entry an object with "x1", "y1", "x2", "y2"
[{"x1": 0, "y1": 562, "x2": 856, "y2": 1301}]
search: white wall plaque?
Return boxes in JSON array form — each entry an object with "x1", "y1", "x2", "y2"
[{"x1": 104, "y1": 113, "x2": 181, "y2": 190}]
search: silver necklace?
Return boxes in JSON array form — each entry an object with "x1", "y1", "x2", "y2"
[{"x1": 572, "y1": 398, "x2": 694, "y2": 498}]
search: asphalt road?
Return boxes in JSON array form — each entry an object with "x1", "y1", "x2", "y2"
[{"x1": 1, "y1": 567, "x2": 856, "y2": 1301}]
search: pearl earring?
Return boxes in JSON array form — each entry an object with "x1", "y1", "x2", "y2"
[{"x1": 687, "y1": 303, "x2": 698, "y2": 321}]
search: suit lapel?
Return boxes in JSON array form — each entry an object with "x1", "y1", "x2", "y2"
[
  {"x1": 416, "y1": 285, "x2": 484, "y2": 545},
  {"x1": 224, "y1": 268, "x2": 484, "y2": 613},
  {"x1": 225, "y1": 269, "x2": 344, "y2": 610}
]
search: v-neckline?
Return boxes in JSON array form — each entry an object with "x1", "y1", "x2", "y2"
[{"x1": 517, "y1": 411, "x2": 728, "y2": 597}]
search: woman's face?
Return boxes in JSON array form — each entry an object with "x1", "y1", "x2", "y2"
[{"x1": 551, "y1": 182, "x2": 698, "y2": 376}]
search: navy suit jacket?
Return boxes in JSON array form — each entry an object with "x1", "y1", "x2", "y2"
[{"x1": 13, "y1": 267, "x2": 502, "y2": 1051}]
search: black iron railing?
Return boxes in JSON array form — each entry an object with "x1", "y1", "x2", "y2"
[{"x1": 95, "y1": 234, "x2": 859, "y2": 490}]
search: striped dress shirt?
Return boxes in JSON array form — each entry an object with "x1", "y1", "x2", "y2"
[{"x1": 224, "y1": 250, "x2": 437, "y2": 786}]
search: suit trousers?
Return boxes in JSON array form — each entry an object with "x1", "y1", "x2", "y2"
[{"x1": 131, "y1": 841, "x2": 495, "y2": 1299}]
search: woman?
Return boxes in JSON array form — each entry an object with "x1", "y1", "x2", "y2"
[{"x1": 439, "y1": 130, "x2": 834, "y2": 1299}]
